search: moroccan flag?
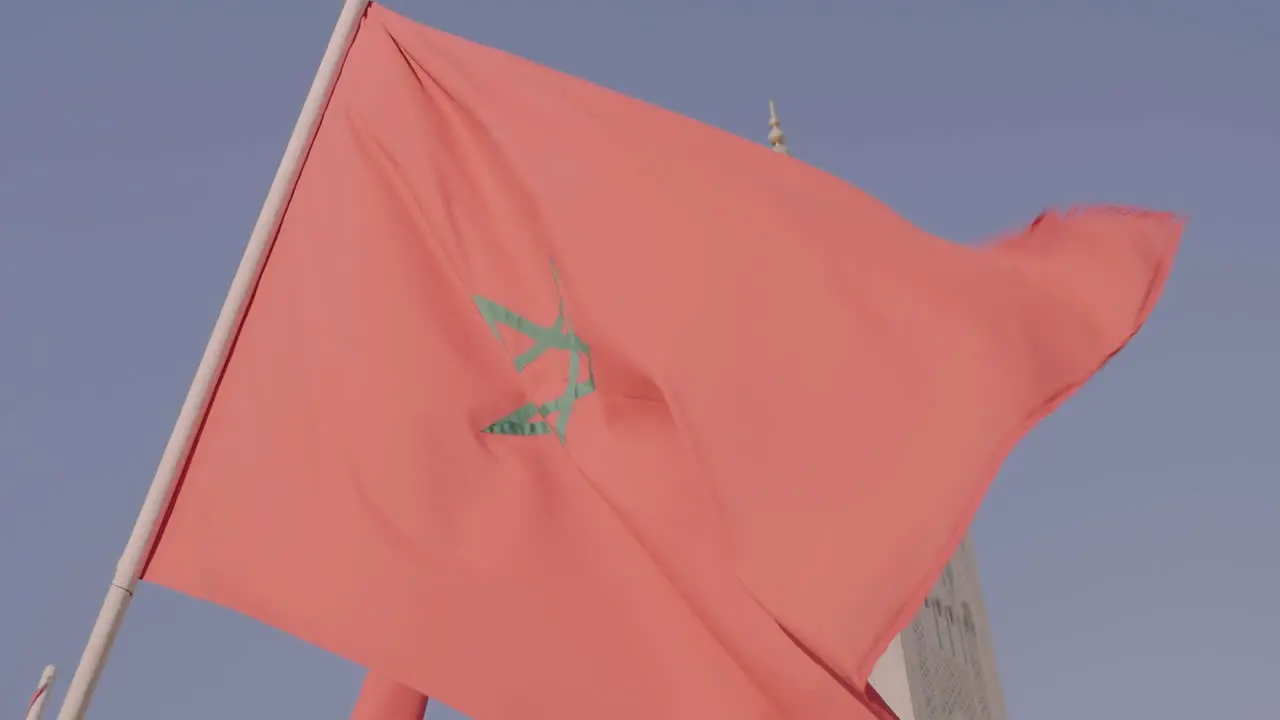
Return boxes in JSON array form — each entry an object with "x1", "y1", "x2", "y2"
[{"x1": 140, "y1": 3, "x2": 1180, "y2": 719}]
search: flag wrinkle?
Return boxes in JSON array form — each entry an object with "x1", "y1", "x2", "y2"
[{"x1": 549, "y1": 404, "x2": 796, "y2": 717}]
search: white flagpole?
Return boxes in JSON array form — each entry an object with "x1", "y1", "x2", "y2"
[
  {"x1": 55, "y1": 1, "x2": 371, "y2": 717},
  {"x1": 25, "y1": 665, "x2": 56, "y2": 720}
]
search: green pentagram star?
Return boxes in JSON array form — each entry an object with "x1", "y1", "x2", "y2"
[{"x1": 473, "y1": 264, "x2": 595, "y2": 443}]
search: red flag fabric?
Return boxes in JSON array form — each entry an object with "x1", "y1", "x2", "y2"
[
  {"x1": 350, "y1": 673, "x2": 427, "y2": 720},
  {"x1": 348, "y1": 673, "x2": 900, "y2": 720},
  {"x1": 141, "y1": 4, "x2": 1180, "y2": 719}
]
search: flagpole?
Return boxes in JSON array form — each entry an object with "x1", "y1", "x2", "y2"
[
  {"x1": 26, "y1": 665, "x2": 56, "y2": 720},
  {"x1": 55, "y1": 1, "x2": 371, "y2": 717}
]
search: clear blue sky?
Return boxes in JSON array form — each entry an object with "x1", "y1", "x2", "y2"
[{"x1": 1, "y1": 2, "x2": 1275, "y2": 719}]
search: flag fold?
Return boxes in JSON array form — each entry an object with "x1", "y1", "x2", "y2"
[{"x1": 351, "y1": 673, "x2": 428, "y2": 720}]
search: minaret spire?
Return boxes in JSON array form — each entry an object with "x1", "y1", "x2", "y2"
[{"x1": 767, "y1": 100, "x2": 790, "y2": 155}]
